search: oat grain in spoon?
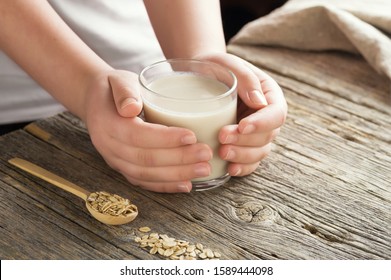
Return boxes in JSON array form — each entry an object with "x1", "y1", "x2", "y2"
[{"x1": 8, "y1": 158, "x2": 138, "y2": 225}]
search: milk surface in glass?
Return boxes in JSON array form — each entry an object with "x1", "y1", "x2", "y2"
[{"x1": 143, "y1": 73, "x2": 237, "y2": 182}]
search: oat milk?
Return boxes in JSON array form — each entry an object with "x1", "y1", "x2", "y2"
[{"x1": 143, "y1": 74, "x2": 237, "y2": 181}]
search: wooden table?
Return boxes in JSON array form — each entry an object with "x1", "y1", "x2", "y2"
[{"x1": 1, "y1": 46, "x2": 390, "y2": 260}]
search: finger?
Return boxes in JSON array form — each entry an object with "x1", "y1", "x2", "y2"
[
  {"x1": 110, "y1": 157, "x2": 211, "y2": 183},
  {"x1": 114, "y1": 117, "x2": 198, "y2": 148},
  {"x1": 124, "y1": 175, "x2": 193, "y2": 193},
  {"x1": 108, "y1": 70, "x2": 143, "y2": 117},
  {"x1": 227, "y1": 143, "x2": 272, "y2": 177},
  {"x1": 238, "y1": 104, "x2": 287, "y2": 135},
  {"x1": 234, "y1": 63, "x2": 287, "y2": 134},
  {"x1": 228, "y1": 161, "x2": 261, "y2": 177},
  {"x1": 244, "y1": 61, "x2": 287, "y2": 109},
  {"x1": 220, "y1": 143, "x2": 272, "y2": 164},
  {"x1": 109, "y1": 142, "x2": 213, "y2": 167},
  {"x1": 219, "y1": 125, "x2": 280, "y2": 146}
]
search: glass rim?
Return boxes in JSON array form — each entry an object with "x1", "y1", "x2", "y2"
[{"x1": 139, "y1": 58, "x2": 237, "y2": 102}]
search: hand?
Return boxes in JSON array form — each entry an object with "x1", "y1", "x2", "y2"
[
  {"x1": 83, "y1": 70, "x2": 213, "y2": 193},
  {"x1": 194, "y1": 53, "x2": 287, "y2": 177}
]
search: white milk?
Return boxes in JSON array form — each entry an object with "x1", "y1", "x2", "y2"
[{"x1": 143, "y1": 74, "x2": 237, "y2": 181}]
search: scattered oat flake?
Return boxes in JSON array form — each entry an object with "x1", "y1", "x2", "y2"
[
  {"x1": 139, "y1": 227, "x2": 151, "y2": 233},
  {"x1": 134, "y1": 227, "x2": 221, "y2": 260}
]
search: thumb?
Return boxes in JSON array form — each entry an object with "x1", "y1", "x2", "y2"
[
  {"x1": 108, "y1": 71, "x2": 143, "y2": 117},
  {"x1": 197, "y1": 53, "x2": 268, "y2": 109},
  {"x1": 235, "y1": 63, "x2": 268, "y2": 109},
  {"x1": 244, "y1": 89, "x2": 268, "y2": 109}
]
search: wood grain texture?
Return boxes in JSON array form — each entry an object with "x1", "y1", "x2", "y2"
[{"x1": 1, "y1": 46, "x2": 390, "y2": 259}]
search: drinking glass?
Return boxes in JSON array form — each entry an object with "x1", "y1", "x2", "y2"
[{"x1": 139, "y1": 59, "x2": 237, "y2": 191}]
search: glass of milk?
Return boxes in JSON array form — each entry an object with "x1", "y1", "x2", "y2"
[{"x1": 139, "y1": 59, "x2": 237, "y2": 191}]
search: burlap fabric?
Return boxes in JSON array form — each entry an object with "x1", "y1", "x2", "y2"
[{"x1": 230, "y1": 0, "x2": 391, "y2": 80}]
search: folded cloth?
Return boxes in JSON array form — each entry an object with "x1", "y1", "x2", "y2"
[{"x1": 229, "y1": 0, "x2": 391, "y2": 80}]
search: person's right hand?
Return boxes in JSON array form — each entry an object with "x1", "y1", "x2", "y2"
[{"x1": 83, "y1": 70, "x2": 213, "y2": 193}]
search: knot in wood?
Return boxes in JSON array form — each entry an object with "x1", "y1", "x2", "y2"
[{"x1": 235, "y1": 202, "x2": 279, "y2": 225}]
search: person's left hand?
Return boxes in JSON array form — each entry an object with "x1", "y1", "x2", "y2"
[{"x1": 194, "y1": 53, "x2": 288, "y2": 177}]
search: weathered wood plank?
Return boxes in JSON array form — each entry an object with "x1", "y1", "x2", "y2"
[
  {"x1": 0, "y1": 171, "x2": 130, "y2": 259},
  {"x1": 16, "y1": 108, "x2": 391, "y2": 259},
  {"x1": 226, "y1": 45, "x2": 391, "y2": 258},
  {"x1": 0, "y1": 129, "x2": 255, "y2": 259}
]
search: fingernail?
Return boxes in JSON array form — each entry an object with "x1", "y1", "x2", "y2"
[
  {"x1": 197, "y1": 148, "x2": 212, "y2": 161},
  {"x1": 120, "y1": 97, "x2": 138, "y2": 110},
  {"x1": 194, "y1": 163, "x2": 211, "y2": 177},
  {"x1": 231, "y1": 167, "x2": 242, "y2": 177},
  {"x1": 241, "y1": 124, "x2": 255, "y2": 134},
  {"x1": 181, "y1": 134, "x2": 197, "y2": 145},
  {"x1": 249, "y1": 90, "x2": 268, "y2": 106},
  {"x1": 224, "y1": 149, "x2": 235, "y2": 160},
  {"x1": 177, "y1": 182, "x2": 191, "y2": 193},
  {"x1": 223, "y1": 134, "x2": 238, "y2": 144}
]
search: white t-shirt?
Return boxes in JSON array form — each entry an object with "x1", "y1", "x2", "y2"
[{"x1": 0, "y1": 0, "x2": 164, "y2": 124}]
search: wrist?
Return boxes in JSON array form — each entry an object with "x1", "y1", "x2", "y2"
[{"x1": 77, "y1": 66, "x2": 114, "y2": 123}]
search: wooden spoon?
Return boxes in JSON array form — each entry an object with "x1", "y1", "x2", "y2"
[{"x1": 8, "y1": 158, "x2": 138, "y2": 225}]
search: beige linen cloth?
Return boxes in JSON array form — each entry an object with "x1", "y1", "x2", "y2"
[{"x1": 229, "y1": 0, "x2": 391, "y2": 80}]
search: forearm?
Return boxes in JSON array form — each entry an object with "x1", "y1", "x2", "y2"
[
  {"x1": 0, "y1": 0, "x2": 112, "y2": 121},
  {"x1": 143, "y1": 0, "x2": 226, "y2": 58}
]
